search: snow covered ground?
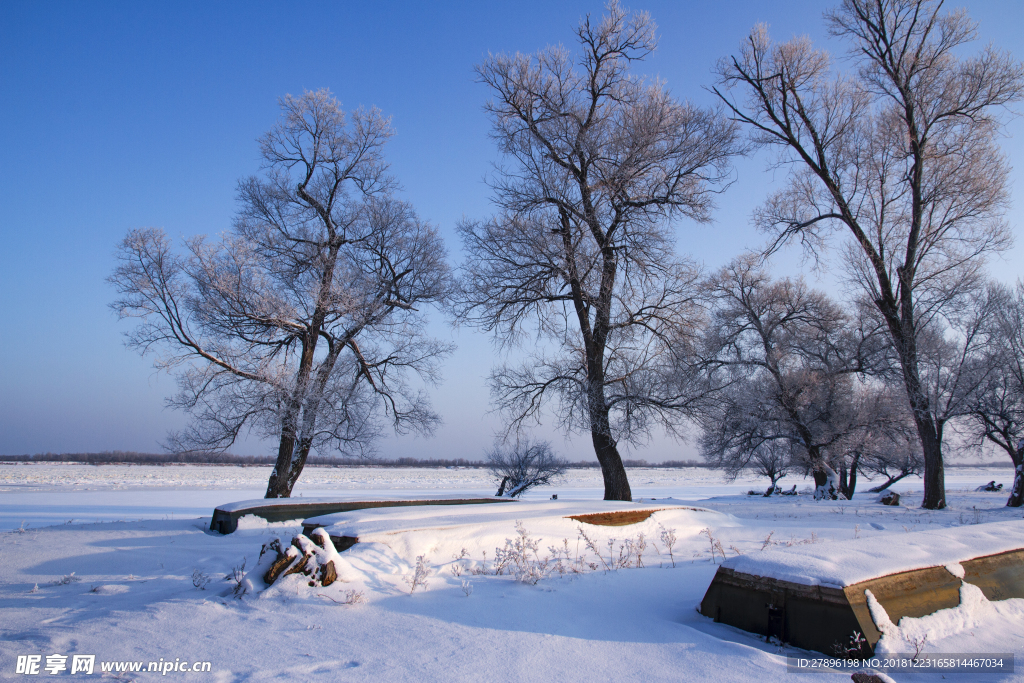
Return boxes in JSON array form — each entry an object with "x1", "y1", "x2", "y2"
[{"x1": 0, "y1": 463, "x2": 1021, "y2": 681}]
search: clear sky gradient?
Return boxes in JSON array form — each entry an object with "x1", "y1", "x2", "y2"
[{"x1": 1, "y1": 0, "x2": 1022, "y2": 462}]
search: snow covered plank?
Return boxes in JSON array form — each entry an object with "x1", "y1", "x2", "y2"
[
  {"x1": 700, "y1": 521, "x2": 1024, "y2": 657},
  {"x1": 209, "y1": 496, "x2": 513, "y2": 534}
]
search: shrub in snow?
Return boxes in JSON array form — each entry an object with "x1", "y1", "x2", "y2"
[
  {"x1": 449, "y1": 548, "x2": 471, "y2": 577},
  {"x1": 192, "y1": 570, "x2": 211, "y2": 590},
  {"x1": 658, "y1": 525, "x2": 677, "y2": 568},
  {"x1": 698, "y1": 528, "x2": 725, "y2": 564},
  {"x1": 461, "y1": 580, "x2": 473, "y2": 597},
  {"x1": 441, "y1": 522, "x2": 664, "y2": 588},
  {"x1": 575, "y1": 527, "x2": 650, "y2": 571},
  {"x1": 830, "y1": 630, "x2": 869, "y2": 658},
  {"x1": 546, "y1": 538, "x2": 596, "y2": 575},
  {"x1": 320, "y1": 589, "x2": 364, "y2": 605},
  {"x1": 405, "y1": 555, "x2": 430, "y2": 593},
  {"x1": 494, "y1": 522, "x2": 550, "y2": 584},
  {"x1": 631, "y1": 532, "x2": 648, "y2": 568},
  {"x1": 229, "y1": 559, "x2": 248, "y2": 598},
  {"x1": 52, "y1": 573, "x2": 81, "y2": 586},
  {"x1": 956, "y1": 506, "x2": 983, "y2": 525},
  {"x1": 577, "y1": 527, "x2": 611, "y2": 571}
]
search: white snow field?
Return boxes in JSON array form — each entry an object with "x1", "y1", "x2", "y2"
[{"x1": 1, "y1": 463, "x2": 1022, "y2": 682}]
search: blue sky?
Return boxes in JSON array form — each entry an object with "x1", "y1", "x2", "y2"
[{"x1": 1, "y1": 0, "x2": 1022, "y2": 461}]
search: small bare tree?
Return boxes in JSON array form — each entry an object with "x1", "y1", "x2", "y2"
[
  {"x1": 705, "y1": 436, "x2": 793, "y2": 495},
  {"x1": 862, "y1": 430, "x2": 924, "y2": 493},
  {"x1": 110, "y1": 90, "x2": 453, "y2": 498},
  {"x1": 487, "y1": 439, "x2": 568, "y2": 498},
  {"x1": 714, "y1": 0, "x2": 1023, "y2": 508},
  {"x1": 456, "y1": 2, "x2": 741, "y2": 500},
  {"x1": 835, "y1": 386, "x2": 919, "y2": 497}
]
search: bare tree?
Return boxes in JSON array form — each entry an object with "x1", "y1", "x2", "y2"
[
  {"x1": 751, "y1": 441, "x2": 794, "y2": 494},
  {"x1": 849, "y1": 281, "x2": 1006, "y2": 496},
  {"x1": 456, "y1": 2, "x2": 741, "y2": 501},
  {"x1": 696, "y1": 256, "x2": 882, "y2": 500},
  {"x1": 961, "y1": 282, "x2": 1024, "y2": 506},
  {"x1": 862, "y1": 429, "x2": 924, "y2": 492},
  {"x1": 835, "y1": 386, "x2": 919, "y2": 497},
  {"x1": 487, "y1": 439, "x2": 568, "y2": 498},
  {"x1": 703, "y1": 429, "x2": 793, "y2": 495},
  {"x1": 713, "y1": 0, "x2": 1023, "y2": 508},
  {"x1": 110, "y1": 90, "x2": 453, "y2": 498}
]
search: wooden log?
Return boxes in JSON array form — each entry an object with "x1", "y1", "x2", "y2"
[{"x1": 320, "y1": 560, "x2": 338, "y2": 587}]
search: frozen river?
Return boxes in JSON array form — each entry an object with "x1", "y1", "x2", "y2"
[{"x1": 1, "y1": 462, "x2": 1015, "y2": 530}]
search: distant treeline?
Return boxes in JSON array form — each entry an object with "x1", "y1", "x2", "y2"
[
  {"x1": 2, "y1": 451, "x2": 477, "y2": 467},
  {"x1": 0, "y1": 451, "x2": 719, "y2": 468},
  {"x1": 0, "y1": 452, "x2": 1006, "y2": 469}
]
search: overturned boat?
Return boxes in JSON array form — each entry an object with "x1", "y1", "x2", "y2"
[{"x1": 700, "y1": 520, "x2": 1024, "y2": 656}]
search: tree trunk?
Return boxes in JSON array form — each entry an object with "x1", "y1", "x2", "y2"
[
  {"x1": 847, "y1": 461, "x2": 858, "y2": 500},
  {"x1": 894, "y1": 337, "x2": 946, "y2": 508},
  {"x1": 876, "y1": 280, "x2": 947, "y2": 509},
  {"x1": 264, "y1": 397, "x2": 312, "y2": 499},
  {"x1": 916, "y1": 417, "x2": 946, "y2": 509},
  {"x1": 591, "y1": 428, "x2": 632, "y2": 501},
  {"x1": 266, "y1": 430, "x2": 299, "y2": 498},
  {"x1": 812, "y1": 462, "x2": 840, "y2": 500},
  {"x1": 839, "y1": 453, "x2": 860, "y2": 500},
  {"x1": 868, "y1": 322, "x2": 946, "y2": 508},
  {"x1": 1008, "y1": 441, "x2": 1024, "y2": 508},
  {"x1": 1008, "y1": 464, "x2": 1024, "y2": 508},
  {"x1": 264, "y1": 341, "x2": 341, "y2": 499},
  {"x1": 867, "y1": 472, "x2": 910, "y2": 493},
  {"x1": 285, "y1": 438, "x2": 314, "y2": 496},
  {"x1": 581, "y1": 266, "x2": 631, "y2": 501}
]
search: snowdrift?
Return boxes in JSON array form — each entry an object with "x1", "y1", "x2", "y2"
[
  {"x1": 301, "y1": 500, "x2": 725, "y2": 555},
  {"x1": 699, "y1": 520, "x2": 1024, "y2": 657}
]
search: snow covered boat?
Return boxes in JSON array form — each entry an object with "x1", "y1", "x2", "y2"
[{"x1": 699, "y1": 521, "x2": 1024, "y2": 656}]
